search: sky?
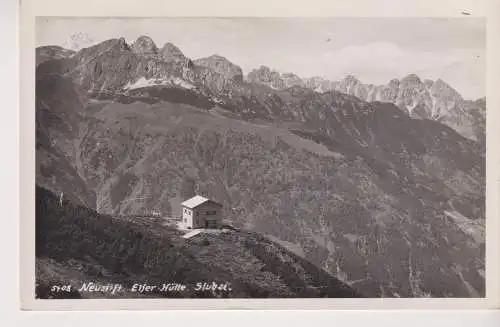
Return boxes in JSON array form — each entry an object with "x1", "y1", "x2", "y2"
[{"x1": 36, "y1": 17, "x2": 486, "y2": 99}]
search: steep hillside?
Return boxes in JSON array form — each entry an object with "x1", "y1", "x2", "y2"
[
  {"x1": 35, "y1": 38, "x2": 486, "y2": 298},
  {"x1": 36, "y1": 73, "x2": 96, "y2": 207},
  {"x1": 36, "y1": 185, "x2": 362, "y2": 299}
]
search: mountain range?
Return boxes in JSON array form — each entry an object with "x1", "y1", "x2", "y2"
[
  {"x1": 35, "y1": 35, "x2": 486, "y2": 298},
  {"x1": 247, "y1": 66, "x2": 485, "y2": 144}
]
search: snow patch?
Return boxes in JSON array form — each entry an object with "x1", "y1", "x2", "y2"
[
  {"x1": 430, "y1": 96, "x2": 439, "y2": 118},
  {"x1": 406, "y1": 100, "x2": 418, "y2": 113},
  {"x1": 172, "y1": 77, "x2": 195, "y2": 89},
  {"x1": 367, "y1": 89, "x2": 373, "y2": 101},
  {"x1": 212, "y1": 97, "x2": 224, "y2": 104},
  {"x1": 124, "y1": 76, "x2": 195, "y2": 90},
  {"x1": 314, "y1": 85, "x2": 324, "y2": 93},
  {"x1": 124, "y1": 77, "x2": 166, "y2": 89}
]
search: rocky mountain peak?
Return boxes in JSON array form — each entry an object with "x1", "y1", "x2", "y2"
[
  {"x1": 432, "y1": 78, "x2": 453, "y2": 90},
  {"x1": 303, "y1": 76, "x2": 338, "y2": 93},
  {"x1": 131, "y1": 35, "x2": 158, "y2": 55},
  {"x1": 72, "y1": 38, "x2": 131, "y2": 63},
  {"x1": 388, "y1": 78, "x2": 400, "y2": 87},
  {"x1": 342, "y1": 74, "x2": 361, "y2": 84},
  {"x1": 92, "y1": 37, "x2": 131, "y2": 53},
  {"x1": 246, "y1": 66, "x2": 286, "y2": 89},
  {"x1": 400, "y1": 73, "x2": 423, "y2": 86},
  {"x1": 281, "y1": 72, "x2": 305, "y2": 88},
  {"x1": 41, "y1": 35, "x2": 483, "y2": 143},
  {"x1": 194, "y1": 54, "x2": 243, "y2": 81},
  {"x1": 160, "y1": 42, "x2": 186, "y2": 62},
  {"x1": 336, "y1": 74, "x2": 366, "y2": 98},
  {"x1": 247, "y1": 65, "x2": 277, "y2": 78},
  {"x1": 431, "y1": 79, "x2": 462, "y2": 99},
  {"x1": 116, "y1": 37, "x2": 130, "y2": 50},
  {"x1": 424, "y1": 79, "x2": 434, "y2": 88},
  {"x1": 257, "y1": 65, "x2": 272, "y2": 73}
]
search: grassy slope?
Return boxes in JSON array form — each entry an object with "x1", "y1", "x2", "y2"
[{"x1": 36, "y1": 185, "x2": 362, "y2": 299}]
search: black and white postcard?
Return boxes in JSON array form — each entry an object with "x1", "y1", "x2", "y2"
[{"x1": 19, "y1": 0, "x2": 500, "y2": 310}]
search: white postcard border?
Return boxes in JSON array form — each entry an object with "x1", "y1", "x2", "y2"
[{"x1": 19, "y1": 0, "x2": 500, "y2": 311}]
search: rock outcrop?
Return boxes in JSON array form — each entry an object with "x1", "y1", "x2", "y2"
[{"x1": 131, "y1": 35, "x2": 159, "y2": 55}]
